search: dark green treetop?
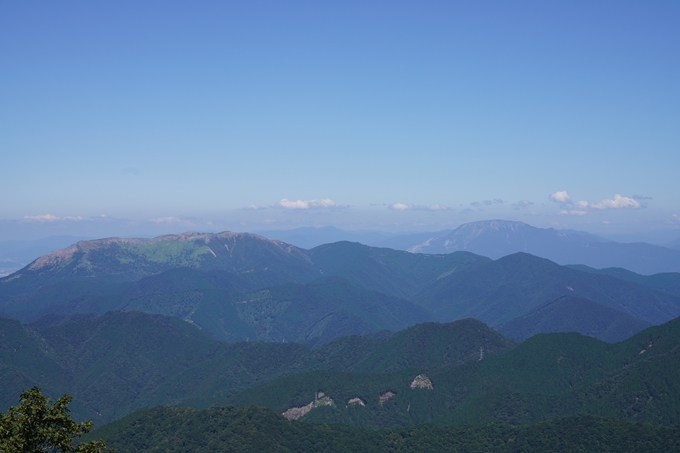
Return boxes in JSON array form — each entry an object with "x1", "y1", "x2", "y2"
[{"x1": 0, "y1": 387, "x2": 107, "y2": 453}]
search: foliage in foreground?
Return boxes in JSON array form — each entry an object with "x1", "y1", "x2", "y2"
[
  {"x1": 0, "y1": 387, "x2": 107, "y2": 453},
  {"x1": 91, "y1": 404, "x2": 680, "y2": 453}
]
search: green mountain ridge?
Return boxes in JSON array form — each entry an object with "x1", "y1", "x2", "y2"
[
  {"x1": 417, "y1": 252, "x2": 680, "y2": 326},
  {"x1": 496, "y1": 295, "x2": 652, "y2": 342},
  {"x1": 224, "y1": 316, "x2": 680, "y2": 428},
  {"x1": 0, "y1": 312, "x2": 513, "y2": 425},
  {"x1": 566, "y1": 264, "x2": 680, "y2": 298},
  {"x1": 3, "y1": 235, "x2": 680, "y2": 347},
  {"x1": 0, "y1": 232, "x2": 321, "y2": 292}
]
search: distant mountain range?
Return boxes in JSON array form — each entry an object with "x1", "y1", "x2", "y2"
[
  {"x1": 255, "y1": 221, "x2": 680, "y2": 275},
  {"x1": 254, "y1": 226, "x2": 396, "y2": 250},
  {"x1": 406, "y1": 220, "x2": 680, "y2": 275},
  {"x1": 2, "y1": 230, "x2": 679, "y2": 345}
]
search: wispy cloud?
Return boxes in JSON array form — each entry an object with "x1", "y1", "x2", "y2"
[
  {"x1": 23, "y1": 214, "x2": 83, "y2": 222},
  {"x1": 151, "y1": 217, "x2": 187, "y2": 225},
  {"x1": 273, "y1": 199, "x2": 346, "y2": 210},
  {"x1": 244, "y1": 204, "x2": 264, "y2": 210},
  {"x1": 550, "y1": 191, "x2": 642, "y2": 215},
  {"x1": 411, "y1": 204, "x2": 451, "y2": 211},
  {"x1": 632, "y1": 194, "x2": 652, "y2": 200},
  {"x1": 471, "y1": 199, "x2": 504, "y2": 208},
  {"x1": 670, "y1": 214, "x2": 680, "y2": 223},
  {"x1": 512, "y1": 200, "x2": 534, "y2": 210}
]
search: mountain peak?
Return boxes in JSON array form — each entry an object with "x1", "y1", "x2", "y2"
[
  {"x1": 26, "y1": 231, "x2": 294, "y2": 271},
  {"x1": 4, "y1": 231, "x2": 319, "y2": 289}
]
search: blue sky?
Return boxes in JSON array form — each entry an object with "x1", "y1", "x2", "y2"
[{"x1": 1, "y1": 1, "x2": 679, "y2": 240}]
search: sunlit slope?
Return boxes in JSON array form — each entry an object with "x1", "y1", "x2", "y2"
[{"x1": 0, "y1": 232, "x2": 321, "y2": 290}]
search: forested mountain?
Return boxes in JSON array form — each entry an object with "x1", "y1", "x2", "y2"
[
  {"x1": 2, "y1": 232, "x2": 680, "y2": 346},
  {"x1": 495, "y1": 295, "x2": 651, "y2": 342},
  {"x1": 417, "y1": 252, "x2": 680, "y2": 326},
  {"x1": 90, "y1": 407, "x2": 680, "y2": 453},
  {"x1": 308, "y1": 241, "x2": 489, "y2": 299},
  {"x1": 4, "y1": 306, "x2": 680, "y2": 445},
  {"x1": 0, "y1": 232, "x2": 320, "y2": 291},
  {"x1": 225, "y1": 316, "x2": 680, "y2": 428},
  {"x1": 567, "y1": 264, "x2": 680, "y2": 298},
  {"x1": 0, "y1": 312, "x2": 514, "y2": 424}
]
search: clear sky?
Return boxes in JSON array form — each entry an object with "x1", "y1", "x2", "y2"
[{"x1": 1, "y1": 1, "x2": 679, "y2": 241}]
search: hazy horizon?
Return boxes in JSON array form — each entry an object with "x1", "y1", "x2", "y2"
[{"x1": 2, "y1": 2, "x2": 679, "y2": 241}]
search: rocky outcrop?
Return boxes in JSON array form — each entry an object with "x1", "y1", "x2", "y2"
[
  {"x1": 379, "y1": 391, "x2": 395, "y2": 405},
  {"x1": 347, "y1": 397, "x2": 365, "y2": 407},
  {"x1": 282, "y1": 391, "x2": 334, "y2": 420},
  {"x1": 410, "y1": 374, "x2": 433, "y2": 389}
]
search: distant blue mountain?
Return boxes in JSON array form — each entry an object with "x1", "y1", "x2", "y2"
[
  {"x1": 254, "y1": 226, "x2": 396, "y2": 250},
  {"x1": 667, "y1": 236, "x2": 680, "y2": 250},
  {"x1": 407, "y1": 220, "x2": 680, "y2": 275}
]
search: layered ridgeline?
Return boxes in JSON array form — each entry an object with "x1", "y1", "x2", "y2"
[
  {"x1": 406, "y1": 220, "x2": 680, "y2": 275},
  {"x1": 0, "y1": 312, "x2": 515, "y2": 424},
  {"x1": 2, "y1": 232, "x2": 680, "y2": 344},
  {"x1": 225, "y1": 315, "x2": 680, "y2": 429},
  {"x1": 5, "y1": 308, "x2": 680, "y2": 433},
  {"x1": 495, "y1": 295, "x2": 652, "y2": 342},
  {"x1": 416, "y1": 252, "x2": 680, "y2": 329},
  {"x1": 5, "y1": 308, "x2": 680, "y2": 432}
]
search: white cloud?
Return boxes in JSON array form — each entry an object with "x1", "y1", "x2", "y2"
[
  {"x1": 550, "y1": 192, "x2": 642, "y2": 215},
  {"x1": 549, "y1": 191, "x2": 572, "y2": 203},
  {"x1": 559, "y1": 209, "x2": 588, "y2": 216},
  {"x1": 23, "y1": 214, "x2": 83, "y2": 222},
  {"x1": 670, "y1": 214, "x2": 680, "y2": 223},
  {"x1": 592, "y1": 194, "x2": 641, "y2": 210},
  {"x1": 244, "y1": 204, "x2": 262, "y2": 210},
  {"x1": 151, "y1": 217, "x2": 186, "y2": 224},
  {"x1": 274, "y1": 198, "x2": 345, "y2": 209},
  {"x1": 23, "y1": 214, "x2": 59, "y2": 222},
  {"x1": 390, "y1": 203, "x2": 409, "y2": 211}
]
